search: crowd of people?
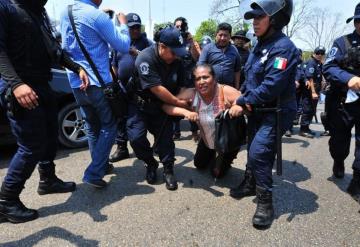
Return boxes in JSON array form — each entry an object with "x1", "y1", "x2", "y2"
[{"x1": 0, "y1": 0, "x2": 360, "y2": 230}]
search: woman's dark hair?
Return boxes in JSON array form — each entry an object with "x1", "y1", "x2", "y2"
[
  {"x1": 174, "y1": 17, "x2": 188, "y2": 32},
  {"x1": 193, "y1": 64, "x2": 216, "y2": 78},
  {"x1": 216, "y1": 22, "x2": 232, "y2": 35}
]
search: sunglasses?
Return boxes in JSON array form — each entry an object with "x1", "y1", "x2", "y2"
[{"x1": 315, "y1": 52, "x2": 325, "y2": 55}]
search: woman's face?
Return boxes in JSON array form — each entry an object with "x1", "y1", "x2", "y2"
[
  {"x1": 253, "y1": 15, "x2": 271, "y2": 37},
  {"x1": 194, "y1": 67, "x2": 216, "y2": 97}
]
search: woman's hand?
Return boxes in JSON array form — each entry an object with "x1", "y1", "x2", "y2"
[
  {"x1": 228, "y1": 104, "x2": 244, "y2": 118},
  {"x1": 185, "y1": 111, "x2": 199, "y2": 122}
]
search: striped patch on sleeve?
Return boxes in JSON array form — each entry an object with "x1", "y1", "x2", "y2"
[{"x1": 273, "y1": 57, "x2": 288, "y2": 70}]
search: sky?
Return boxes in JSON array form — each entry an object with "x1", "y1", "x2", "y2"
[{"x1": 45, "y1": 0, "x2": 359, "y2": 49}]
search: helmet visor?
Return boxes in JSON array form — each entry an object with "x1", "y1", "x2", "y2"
[{"x1": 239, "y1": 0, "x2": 287, "y2": 19}]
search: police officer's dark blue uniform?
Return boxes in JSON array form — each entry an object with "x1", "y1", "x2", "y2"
[
  {"x1": 299, "y1": 46, "x2": 325, "y2": 137},
  {"x1": 0, "y1": 0, "x2": 86, "y2": 223},
  {"x1": 126, "y1": 26, "x2": 188, "y2": 191},
  {"x1": 323, "y1": 2, "x2": 360, "y2": 204},
  {"x1": 109, "y1": 13, "x2": 153, "y2": 163},
  {"x1": 229, "y1": 0, "x2": 298, "y2": 228},
  {"x1": 199, "y1": 36, "x2": 212, "y2": 50}
]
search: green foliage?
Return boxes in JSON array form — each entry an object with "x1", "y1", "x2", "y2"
[
  {"x1": 302, "y1": 50, "x2": 312, "y2": 61},
  {"x1": 153, "y1": 22, "x2": 173, "y2": 35},
  {"x1": 194, "y1": 19, "x2": 218, "y2": 42},
  {"x1": 232, "y1": 22, "x2": 250, "y2": 34}
]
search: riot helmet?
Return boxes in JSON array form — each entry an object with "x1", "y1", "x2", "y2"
[{"x1": 200, "y1": 36, "x2": 213, "y2": 49}]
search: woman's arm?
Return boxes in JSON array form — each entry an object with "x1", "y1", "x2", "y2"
[
  {"x1": 162, "y1": 88, "x2": 198, "y2": 121},
  {"x1": 223, "y1": 85, "x2": 241, "y2": 105}
]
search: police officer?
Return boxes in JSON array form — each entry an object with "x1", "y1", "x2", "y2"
[
  {"x1": 299, "y1": 46, "x2": 326, "y2": 138},
  {"x1": 323, "y1": 2, "x2": 360, "y2": 204},
  {"x1": 109, "y1": 13, "x2": 153, "y2": 163},
  {"x1": 229, "y1": 0, "x2": 298, "y2": 228},
  {"x1": 127, "y1": 26, "x2": 188, "y2": 190},
  {"x1": 0, "y1": 0, "x2": 88, "y2": 223},
  {"x1": 285, "y1": 48, "x2": 305, "y2": 137},
  {"x1": 232, "y1": 30, "x2": 251, "y2": 88},
  {"x1": 173, "y1": 17, "x2": 201, "y2": 141}
]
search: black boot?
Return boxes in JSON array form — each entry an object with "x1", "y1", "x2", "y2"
[
  {"x1": 252, "y1": 186, "x2": 274, "y2": 228},
  {"x1": 347, "y1": 170, "x2": 360, "y2": 204},
  {"x1": 163, "y1": 163, "x2": 178, "y2": 191},
  {"x1": 37, "y1": 162, "x2": 76, "y2": 195},
  {"x1": 332, "y1": 161, "x2": 345, "y2": 179},
  {"x1": 144, "y1": 158, "x2": 159, "y2": 185},
  {"x1": 230, "y1": 169, "x2": 256, "y2": 199},
  {"x1": 0, "y1": 185, "x2": 38, "y2": 223},
  {"x1": 109, "y1": 143, "x2": 130, "y2": 162}
]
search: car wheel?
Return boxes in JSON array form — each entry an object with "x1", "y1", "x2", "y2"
[{"x1": 58, "y1": 102, "x2": 88, "y2": 148}]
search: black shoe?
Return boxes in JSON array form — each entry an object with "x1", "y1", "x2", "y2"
[
  {"x1": 332, "y1": 161, "x2": 345, "y2": 179},
  {"x1": 299, "y1": 129, "x2": 315, "y2": 138},
  {"x1": 163, "y1": 164, "x2": 178, "y2": 191},
  {"x1": 292, "y1": 119, "x2": 299, "y2": 126},
  {"x1": 252, "y1": 186, "x2": 274, "y2": 228},
  {"x1": 320, "y1": 130, "x2": 330, "y2": 136},
  {"x1": 284, "y1": 130, "x2": 292, "y2": 137},
  {"x1": 0, "y1": 198, "x2": 38, "y2": 224},
  {"x1": 146, "y1": 165, "x2": 158, "y2": 184},
  {"x1": 105, "y1": 163, "x2": 115, "y2": 175},
  {"x1": 109, "y1": 145, "x2": 130, "y2": 162},
  {"x1": 82, "y1": 178, "x2": 107, "y2": 189},
  {"x1": 37, "y1": 164, "x2": 76, "y2": 195},
  {"x1": 347, "y1": 172, "x2": 360, "y2": 204},
  {"x1": 230, "y1": 169, "x2": 256, "y2": 199}
]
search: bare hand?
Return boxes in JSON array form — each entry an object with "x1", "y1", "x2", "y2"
[
  {"x1": 228, "y1": 104, "x2": 244, "y2": 118},
  {"x1": 177, "y1": 99, "x2": 191, "y2": 109},
  {"x1": 305, "y1": 81, "x2": 311, "y2": 89},
  {"x1": 117, "y1": 13, "x2": 127, "y2": 25},
  {"x1": 312, "y1": 92, "x2": 319, "y2": 100},
  {"x1": 79, "y1": 68, "x2": 89, "y2": 91},
  {"x1": 295, "y1": 81, "x2": 300, "y2": 89},
  {"x1": 185, "y1": 111, "x2": 199, "y2": 122},
  {"x1": 129, "y1": 47, "x2": 140, "y2": 56},
  {"x1": 13, "y1": 84, "x2": 39, "y2": 110},
  {"x1": 348, "y1": 76, "x2": 360, "y2": 91}
]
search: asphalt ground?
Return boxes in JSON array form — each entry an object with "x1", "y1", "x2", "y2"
[{"x1": 0, "y1": 104, "x2": 360, "y2": 246}]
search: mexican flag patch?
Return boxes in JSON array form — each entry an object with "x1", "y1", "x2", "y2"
[{"x1": 274, "y1": 57, "x2": 288, "y2": 70}]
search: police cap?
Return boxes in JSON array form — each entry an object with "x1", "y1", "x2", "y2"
[
  {"x1": 159, "y1": 27, "x2": 187, "y2": 57},
  {"x1": 127, "y1": 13, "x2": 142, "y2": 27}
]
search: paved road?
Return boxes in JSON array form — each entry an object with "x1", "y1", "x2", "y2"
[{"x1": 0, "y1": 106, "x2": 359, "y2": 246}]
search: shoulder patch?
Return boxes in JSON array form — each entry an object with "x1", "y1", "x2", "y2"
[
  {"x1": 139, "y1": 62, "x2": 150, "y2": 75},
  {"x1": 309, "y1": 67, "x2": 315, "y2": 73},
  {"x1": 274, "y1": 57, "x2": 288, "y2": 70},
  {"x1": 328, "y1": 47, "x2": 338, "y2": 57}
]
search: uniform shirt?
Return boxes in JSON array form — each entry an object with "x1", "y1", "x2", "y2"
[
  {"x1": 181, "y1": 39, "x2": 198, "y2": 88},
  {"x1": 135, "y1": 44, "x2": 185, "y2": 101},
  {"x1": 236, "y1": 31, "x2": 298, "y2": 110},
  {"x1": 323, "y1": 30, "x2": 360, "y2": 85},
  {"x1": 295, "y1": 61, "x2": 306, "y2": 85},
  {"x1": 60, "y1": 0, "x2": 130, "y2": 88},
  {"x1": 198, "y1": 42, "x2": 241, "y2": 87},
  {"x1": 305, "y1": 56, "x2": 323, "y2": 92},
  {"x1": 112, "y1": 33, "x2": 152, "y2": 82},
  {"x1": 237, "y1": 47, "x2": 250, "y2": 86}
]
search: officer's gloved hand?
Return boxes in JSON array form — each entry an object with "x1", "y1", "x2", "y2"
[{"x1": 348, "y1": 76, "x2": 360, "y2": 91}]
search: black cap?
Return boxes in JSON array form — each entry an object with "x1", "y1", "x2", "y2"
[
  {"x1": 314, "y1": 46, "x2": 326, "y2": 54},
  {"x1": 347, "y1": 3, "x2": 360, "y2": 23},
  {"x1": 126, "y1": 13, "x2": 141, "y2": 27},
  {"x1": 159, "y1": 27, "x2": 187, "y2": 57},
  {"x1": 231, "y1": 30, "x2": 250, "y2": 42}
]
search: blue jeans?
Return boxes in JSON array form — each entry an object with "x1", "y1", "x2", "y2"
[{"x1": 73, "y1": 86, "x2": 116, "y2": 181}]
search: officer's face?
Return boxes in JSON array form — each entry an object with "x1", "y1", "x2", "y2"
[
  {"x1": 253, "y1": 15, "x2": 270, "y2": 37},
  {"x1": 129, "y1": 25, "x2": 141, "y2": 40},
  {"x1": 216, "y1": 30, "x2": 231, "y2": 47},
  {"x1": 194, "y1": 67, "x2": 216, "y2": 96},
  {"x1": 159, "y1": 43, "x2": 177, "y2": 64}
]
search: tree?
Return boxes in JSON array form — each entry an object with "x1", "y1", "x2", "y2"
[
  {"x1": 194, "y1": 19, "x2": 218, "y2": 42},
  {"x1": 285, "y1": 0, "x2": 313, "y2": 38},
  {"x1": 153, "y1": 22, "x2": 173, "y2": 35},
  {"x1": 298, "y1": 8, "x2": 350, "y2": 51}
]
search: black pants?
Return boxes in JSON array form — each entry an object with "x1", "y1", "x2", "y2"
[
  {"x1": 327, "y1": 93, "x2": 360, "y2": 172},
  {"x1": 194, "y1": 139, "x2": 238, "y2": 177}
]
